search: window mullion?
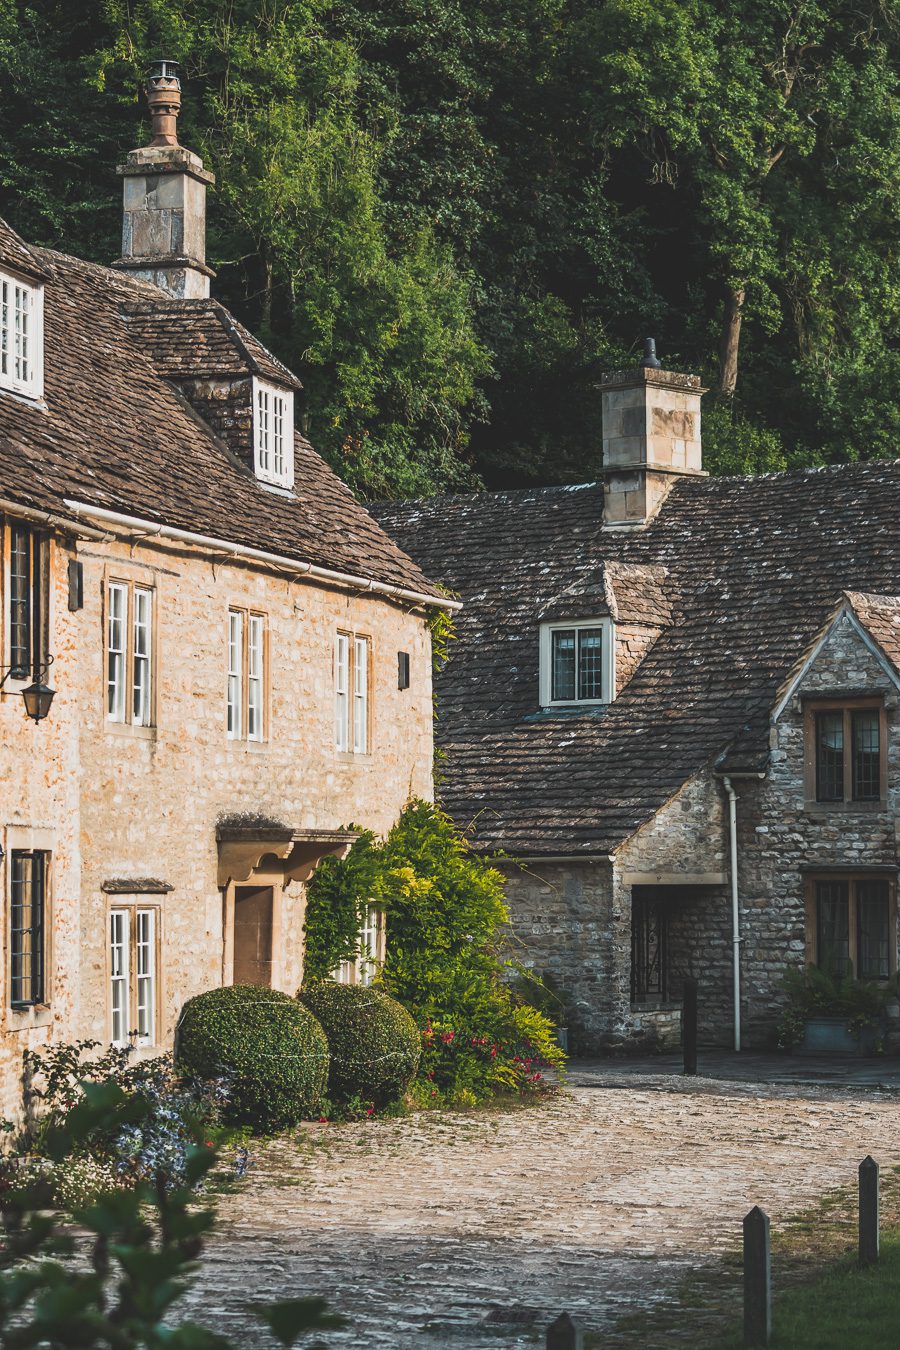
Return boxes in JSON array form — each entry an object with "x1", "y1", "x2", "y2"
[{"x1": 844, "y1": 710, "x2": 852, "y2": 803}]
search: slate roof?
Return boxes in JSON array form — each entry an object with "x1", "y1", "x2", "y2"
[
  {"x1": 375, "y1": 463, "x2": 900, "y2": 856},
  {"x1": 0, "y1": 216, "x2": 442, "y2": 601}
]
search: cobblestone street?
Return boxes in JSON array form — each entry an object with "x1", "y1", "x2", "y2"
[{"x1": 184, "y1": 1075, "x2": 900, "y2": 1347}]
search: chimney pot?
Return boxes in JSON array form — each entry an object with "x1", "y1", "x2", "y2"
[
  {"x1": 115, "y1": 59, "x2": 215, "y2": 299},
  {"x1": 641, "y1": 337, "x2": 661, "y2": 369},
  {"x1": 145, "y1": 59, "x2": 182, "y2": 148}
]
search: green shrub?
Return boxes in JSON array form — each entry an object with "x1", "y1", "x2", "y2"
[
  {"x1": 175, "y1": 985, "x2": 329, "y2": 1131},
  {"x1": 778, "y1": 965, "x2": 890, "y2": 1048},
  {"x1": 299, "y1": 981, "x2": 420, "y2": 1106},
  {"x1": 305, "y1": 800, "x2": 565, "y2": 1105}
]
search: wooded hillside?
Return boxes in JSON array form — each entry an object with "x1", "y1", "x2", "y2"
[{"x1": 3, "y1": 0, "x2": 900, "y2": 498}]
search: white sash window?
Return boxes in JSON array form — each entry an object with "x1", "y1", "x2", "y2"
[
  {"x1": 335, "y1": 632, "x2": 370, "y2": 753},
  {"x1": 0, "y1": 270, "x2": 43, "y2": 400},
  {"x1": 228, "y1": 608, "x2": 266, "y2": 741},
  {"x1": 106, "y1": 581, "x2": 154, "y2": 726},
  {"x1": 253, "y1": 379, "x2": 294, "y2": 489},
  {"x1": 110, "y1": 905, "x2": 158, "y2": 1047}
]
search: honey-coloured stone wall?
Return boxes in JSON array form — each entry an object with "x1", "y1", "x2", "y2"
[{"x1": 0, "y1": 521, "x2": 435, "y2": 1116}]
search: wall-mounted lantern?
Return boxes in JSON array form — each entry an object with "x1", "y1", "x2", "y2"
[{"x1": 0, "y1": 657, "x2": 55, "y2": 723}]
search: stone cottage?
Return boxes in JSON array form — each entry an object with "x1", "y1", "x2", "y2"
[
  {"x1": 377, "y1": 353, "x2": 900, "y2": 1053},
  {"x1": 0, "y1": 64, "x2": 450, "y2": 1115}
]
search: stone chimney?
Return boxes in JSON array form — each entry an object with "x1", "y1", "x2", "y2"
[
  {"x1": 600, "y1": 339, "x2": 707, "y2": 528},
  {"x1": 114, "y1": 60, "x2": 215, "y2": 299}
]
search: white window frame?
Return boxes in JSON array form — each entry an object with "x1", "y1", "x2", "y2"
[
  {"x1": 333, "y1": 903, "x2": 386, "y2": 986},
  {"x1": 353, "y1": 635, "x2": 369, "y2": 754},
  {"x1": 335, "y1": 632, "x2": 370, "y2": 753},
  {"x1": 227, "y1": 607, "x2": 266, "y2": 742},
  {"x1": 109, "y1": 903, "x2": 158, "y2": 1048},
  {"x1": 0, "y1": 269, "x2": 43, "y2": 401},
  {"x1": 539, "y1": 618, "x2": 615, "y2": 707},
  {"x1": 252, "y1": 378, "x2": 294, "y2": 489},
  {"x1": 106, "y1": 580, "x2": 154, "y2": 727}
]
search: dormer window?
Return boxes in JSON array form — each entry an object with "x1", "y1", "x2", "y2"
[
  {"x1": 539, "y1": 619, "x2": 614, "y2": 707},
  {"x1": 0, "y1": 269, "x2": 43, "y2": 400},
  {"x1": 253, "y1": 378, "x2": 294, "y2": 489}
]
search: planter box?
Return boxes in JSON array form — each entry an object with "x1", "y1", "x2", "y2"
[{"x1": 796, "y1": 1015, "x2": 878, "y2": 1057}]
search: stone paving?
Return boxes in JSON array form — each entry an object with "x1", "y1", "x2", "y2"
[{"x1": 183, "y1": 1075, "x2": 900, "y2": 1348}]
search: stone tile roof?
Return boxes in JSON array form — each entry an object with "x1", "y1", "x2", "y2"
[
  {"x1": 0, "y1": 229, "x2": 442, "y2": 600},
  {"x1": 375, "y1": 463, "x2": 900, "y2": 855},
  {"x1": 122, "y1": 299, "x2": 302, "y2": 389},
  {"x1": 0, "y1": 215, "x2": 50, "y2": 281},
  {"x1": 845, "y1": 591, "x2": 900, "y2": 673}
]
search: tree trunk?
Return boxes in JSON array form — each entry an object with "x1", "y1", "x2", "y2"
[
  {"x1": 718, "y1": 285, "x2": 745, "y2": 396},
  {"x1": 260, "y1": 251, "x2": 274, "y2": 333}
]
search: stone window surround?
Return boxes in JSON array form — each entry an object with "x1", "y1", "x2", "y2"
[
  {"x1": 335, "y1": 628, "x2": 372, "y2": 756},
  {"x1": 538, "y1": 617, "x2": 615, "y2": 708},
  {"x1": 104, "y1": 574, "x2": 156, "y2": 732},
  {"x1": 803, "y1": 871, "x2": 897, "y2": 981},
  {"x1": 802, "y1": 695, "x2": 888, "y2": 810},
  {"x1": 0, "y1": 266, "x2": 44, "y2": 402},
  {"x1": 107, "y1": 897, "x2": 162, "y2": 1049},
  {"x1": 2, "y1": 824, "x2": 54, "y2": 1032},
  {"x1": 226, "y1": 604, "x2": 269, "y2": 745}
]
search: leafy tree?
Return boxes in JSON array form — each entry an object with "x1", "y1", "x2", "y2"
[
  {"x1": 2, "y1": 0, "x2": 900, "y2": 490},
  {"x1": 573, "y1": 0, "x2": 900, "y2": 409}
]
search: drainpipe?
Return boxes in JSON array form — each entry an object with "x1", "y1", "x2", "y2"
[{"x1": 722, "y1": 775, "x2": 741, "y2": 1052}]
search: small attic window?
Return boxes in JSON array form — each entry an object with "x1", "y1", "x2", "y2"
[
  {"x1": 539, "y1": 619, "x2": 614, "y2": 707},
  {"x1": 0, "y1": 269, "x2": 43, "y2": 400},
  {"x1": 253, "y1": 378, "x2": 294, "y2": 489}
]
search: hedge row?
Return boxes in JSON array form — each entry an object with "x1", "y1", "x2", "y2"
[{"x1": 176, "y1": 982, "x2": 419, "y2": 1131}]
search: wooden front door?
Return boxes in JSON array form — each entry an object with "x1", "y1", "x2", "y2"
[{"x1": 233, "y1": 885, "x2": 274, "y2": 986}]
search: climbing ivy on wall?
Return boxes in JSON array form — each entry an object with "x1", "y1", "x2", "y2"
[{"x1": 302, "y1": 831, "x2": 380, "y2": 982}]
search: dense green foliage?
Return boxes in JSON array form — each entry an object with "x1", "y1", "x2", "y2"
[
  {"x1": 14, "y1": 1040, "x2": 235, "y2": 1207},
  {"x1": 305, "y1": 800, "x2": 564, "y2": 1103},
  {"x1": 4, "y1": 1, "x2": 900, "y2": 491},
  {"x1": 175, "y1": 985, "x2": 329, "y2": 1130},
  {"x1": 0, "y1": 1077, "x2": 339, "y2": 1348},
  {"x1": 778, "y1": 965, "x2": 891, "y2": 1047},
  {"x1": 298, "y1": 981, "x2": 421, "y2": 1106},
  {"x1": 302, "y1": 832, "x2": 379, "y2": 981}
]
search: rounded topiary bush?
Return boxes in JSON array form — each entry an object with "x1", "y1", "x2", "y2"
[
  {"x1": 175, "y1": 985, "x2": 329, "y2": 1131},
  {"x1": 298, "y1": 982, "x2": 421, "y2": 1107}
]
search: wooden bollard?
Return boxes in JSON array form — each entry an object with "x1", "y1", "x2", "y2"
[
  {"x1": 859, "y1": 1155, "x2": 880, "y2": 1268},
  {"x1": 546, "y1": 1311, "x2": 583, "y2": 1350},
  {"x1": 683, "y1": 977, "x2": 698, "y2": 1075},
  {"x1": 743, "y1": 1205, "x2": 772, "y2": 1347}
]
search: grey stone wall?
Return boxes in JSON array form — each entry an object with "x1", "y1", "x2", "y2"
[
  {"x1": 500, "y1": 859, "x2": 617, "y2": 1055},
  {"x1": 736, "y1": 613, "x2": 900, "y2": 1046},
  {"x1": 499, "y1": 612, "x2": 900, "y2": 1056}
]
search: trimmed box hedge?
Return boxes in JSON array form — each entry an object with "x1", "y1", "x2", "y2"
[
  {"x1": 298, "y1": 982, "x2": 420, "y2": 1106},
  {"x1": 175, "y1": 984, "x2": 329, "y2": 1131}
]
